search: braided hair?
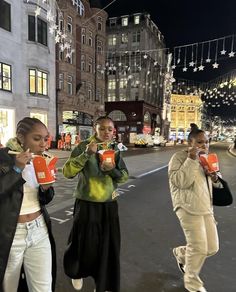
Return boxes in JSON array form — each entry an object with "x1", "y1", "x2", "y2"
[
  {"x1": 188, "y1": 123, "x2": 205, "y2": 142},
  {"x1": 16, "y1": 117, "x2": 46, "y2": 137},
  {"x1": 94, "y1": 115, "x2": 114, "y2": 127}
]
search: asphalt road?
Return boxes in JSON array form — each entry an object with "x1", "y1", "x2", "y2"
[{"x1": 50, "y1": 142, "x2": 236, "y2": 292}]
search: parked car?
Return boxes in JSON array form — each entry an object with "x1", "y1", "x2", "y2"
[{"x1": 153, "y1": 135, "x2": 167, "y2": 146}]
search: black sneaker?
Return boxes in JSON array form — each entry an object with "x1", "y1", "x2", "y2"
[{"x1": 173, "y1": 248, "x2": 185, "y2": 274}]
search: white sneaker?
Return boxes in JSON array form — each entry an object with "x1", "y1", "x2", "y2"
[
  {"x1": 72, "y1": 279, "x2": 83, "y2": 290},
  {"x1": 173, "y1": 248, "x2": 185, "y2": 274},
  {"x1": 197, "y1": 288, "x2": 207, "y2": 292},
  {"x1": 190, "y1": 287, "x2": 207, "y2": 292}
]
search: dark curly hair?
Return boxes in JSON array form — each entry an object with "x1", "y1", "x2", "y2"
[{"x1": 188, "y1": 123, "x2": 205, "y2": 142}]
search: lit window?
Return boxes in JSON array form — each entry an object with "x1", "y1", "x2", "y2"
[
  {"x1": 134, "y1": 15, "x2": 140, "y2": 24},
  {"x1": 108, "y1": 35, "x2": 116, "y2": 46},
  {"x1": 108, "y1": 93, "x2": 116, "y2": 101},
  {"x1": 120, "y1": 78, "x2": 127, "y2": 89},
  {"x1": 29, "y1": 69, "x2": 48, "y2": 96},
  {"x1": 0, "y1": 1, "x2": 11, "y2": 31},
  {"x1": 0, "y1": 62, "x2": 12, "y2": 91},
  {"x1": 121, "y1": 33, "x2": 128, "y2": 44},
  {"x1": 28, "y1": 15, "x2": 47, "y2": 46},
  {"x1": 108, "y1": 79, "x2": 116, "y2": 90},
  {"x1": 122, "y1": 17, "x2": 128, "y2": 26}
]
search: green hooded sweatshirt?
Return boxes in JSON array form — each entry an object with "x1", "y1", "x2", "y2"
[{"x1": 62, "y1": 136, "x2": 129, "y2": 202}]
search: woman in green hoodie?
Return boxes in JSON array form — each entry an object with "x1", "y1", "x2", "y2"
[{"x1": 63, "y1": 116, "x2": 129, "y2": 292}]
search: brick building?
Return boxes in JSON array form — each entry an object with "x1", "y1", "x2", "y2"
[{"x1": 56, "y1": 0, "x2": 107, "y2": 141}]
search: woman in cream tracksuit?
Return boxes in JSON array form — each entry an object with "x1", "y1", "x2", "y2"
[{"x1": 168, "y1": 124, "x2": 222, "y2": 292}]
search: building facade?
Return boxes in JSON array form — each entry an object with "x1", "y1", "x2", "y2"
[
  {"x1": 56, "y1": 0, "x2": 107, "y2": 141},
  {"x1": 170, "y1": 94, "x2": 203, "y2": 141},
  {"x1": 0, "y1": 0, "x2": 56, "y2": 145},
  {"x1": 105, "y1": 12, "x2": 169, "y2": 143}
]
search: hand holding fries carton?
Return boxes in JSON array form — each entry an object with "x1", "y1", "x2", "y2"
[
  {"x1": 32, "y1": 153, "x2": 58, "y2": 184},
  {"x1": 199, "y1": 153, "x2": 219, "y2": 173},
  {"x1": 98, "y1": 149, "x2": 115, "y2": 164}
]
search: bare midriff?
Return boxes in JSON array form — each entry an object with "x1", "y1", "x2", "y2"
[{"x1": 18, "y1": 210, "x2": 42, "y2": 223}]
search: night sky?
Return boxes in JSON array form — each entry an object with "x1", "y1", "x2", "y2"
[
  {"x1": 103, "y1": 0, "x2": 236, "y2": 82},
  {"x1": 101, "y1": 0, "x2": 236, "y2": 120}
]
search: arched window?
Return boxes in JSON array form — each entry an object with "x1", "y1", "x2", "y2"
[
  {"x1": 108, "y1": 110, "x2": 127, "y2": 121},
  {"x1": 143, "y1": 111, "x2": 151, "y2": 125}
]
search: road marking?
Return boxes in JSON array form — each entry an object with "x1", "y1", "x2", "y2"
[
  {"x1": 50, "y1": 217, "x2": 71, "y2": 224},
  {"x1": 136, "y1": 164, "x2": 168, "y2": 178}
]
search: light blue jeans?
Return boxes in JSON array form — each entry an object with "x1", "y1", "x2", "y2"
[{"x1": 3, "y1": 214, "x2": 52, "y2": 292}]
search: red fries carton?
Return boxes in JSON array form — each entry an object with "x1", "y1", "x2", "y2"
[
  {"x1": 199, "y1": 153, "x2": 219, "y2": 173},
  {"x1": 98, "y1": 149, "x2": 115, "y2": 164},
  {"x1": 32, "y1": 153, "x2": 58, "y2": 184}
]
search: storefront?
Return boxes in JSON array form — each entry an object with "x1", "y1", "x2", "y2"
[
  {"x1": 0, "y1": 108, "x2": 15, "y2": 146},
  {"x1": 61, "y1": 111, "x2": 93, "y2": 143},
  {"x1": 105, "y1": 100, "x2": 162, "y2": 144}
]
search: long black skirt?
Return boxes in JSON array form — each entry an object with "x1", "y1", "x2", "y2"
[{"x1": 64, "y1": 199, "x2": 121, "y2": 292}]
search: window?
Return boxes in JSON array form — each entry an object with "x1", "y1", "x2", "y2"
[
  {"x1": 132, "y1": 31, "x2": 140, "y2": 43},
  {"x1": 97, "y1": 40, "x2": 103, "y2": 54},
  {"x1": 81, "y1": 28, "x2": 86, "y2": 44},
  {"x1": 59, "y1": 19, "x2": 64, "y2": 32},
  {"x1": 134, "y1": 15, "x2": 140, "y2": 24},
  {"x1": 108, "y1": 35, "x2": 117, "y2": 46},
  {"x1": 59, "y1": 50, "x2": 63, "y2": 61},
  {"x1": 88, "y1": 58, "x2": 93, "y2": 73},
  {"x1": 120, "y1": 78, "x2": 127, "y2": 89},
  {"x1": 95, "y1": 89, "x2": 101, "y2": 101},
  {"x1": 108, "y1": 93, "x2": 116, "y2": 101},
  {"x1": 88, "y1": 83, "x2": 92, "y2": 100},
  {"x1": 122, "y1": 17, "x2": 128, "y2": 26},
  {"x1": 67, "y1": 75, "x2": 73, "y2": 95},
  {"x1": 109, "y1": 18, "x2": 116, "y2": 27},
  {"x1": 67, "y1": 16, "x2": 72, "y2": 34},
  {"x1": 59, "y1": 73, "x2": 63, "y2": 90},
  {"x1": 108, "y1": 79, "x2": 116, "y2": 90},
  {"x1": 0, "y1": 1, "x2": 11, "y2": 31},
  {"x1": 81, "y1": 55, "x2": 85, "y2": 71},
  {"x1": 88, "y1": 31, "x2": 93, "y2": 47},
  {"x1": 0, "y1": 62, "x2": 12, "y2": 91},
  {"x1": 29, "y1": 69, "x2": 48, "y2": 95},
  {"x1": 74, "y1": 0, "x2": 84, "y2": 16},
  {"x1": 28, "y1": 15, "x2": 47, "y2": 46},
  {"x1": 67, "y1": 52, "x2": 73, "y2": 64},
  {"x1": 97, "y1": 17, "x2": 102, "y2": 31},
  {"x1": 121, "y1": 33, "x2": 128, "y2": 44},
  {"x1": 98, "y1": 22, "x2": 102, "y2": 31}
]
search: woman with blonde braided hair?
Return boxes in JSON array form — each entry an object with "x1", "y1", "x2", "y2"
[{"x1": 0, "y1": 117, "x2": 56, "y2": 292}]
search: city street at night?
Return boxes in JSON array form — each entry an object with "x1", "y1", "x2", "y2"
[
  {"x1": 1, "y1": 0, "x2": 236, "y2": 291},
  {"x1": 49, "y1": 143, "x2": 236, "y2": 292}
]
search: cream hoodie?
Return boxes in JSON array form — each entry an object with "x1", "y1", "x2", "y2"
[{"x1": 168, "y1": 150, "x2": 214, "y2": 215}]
